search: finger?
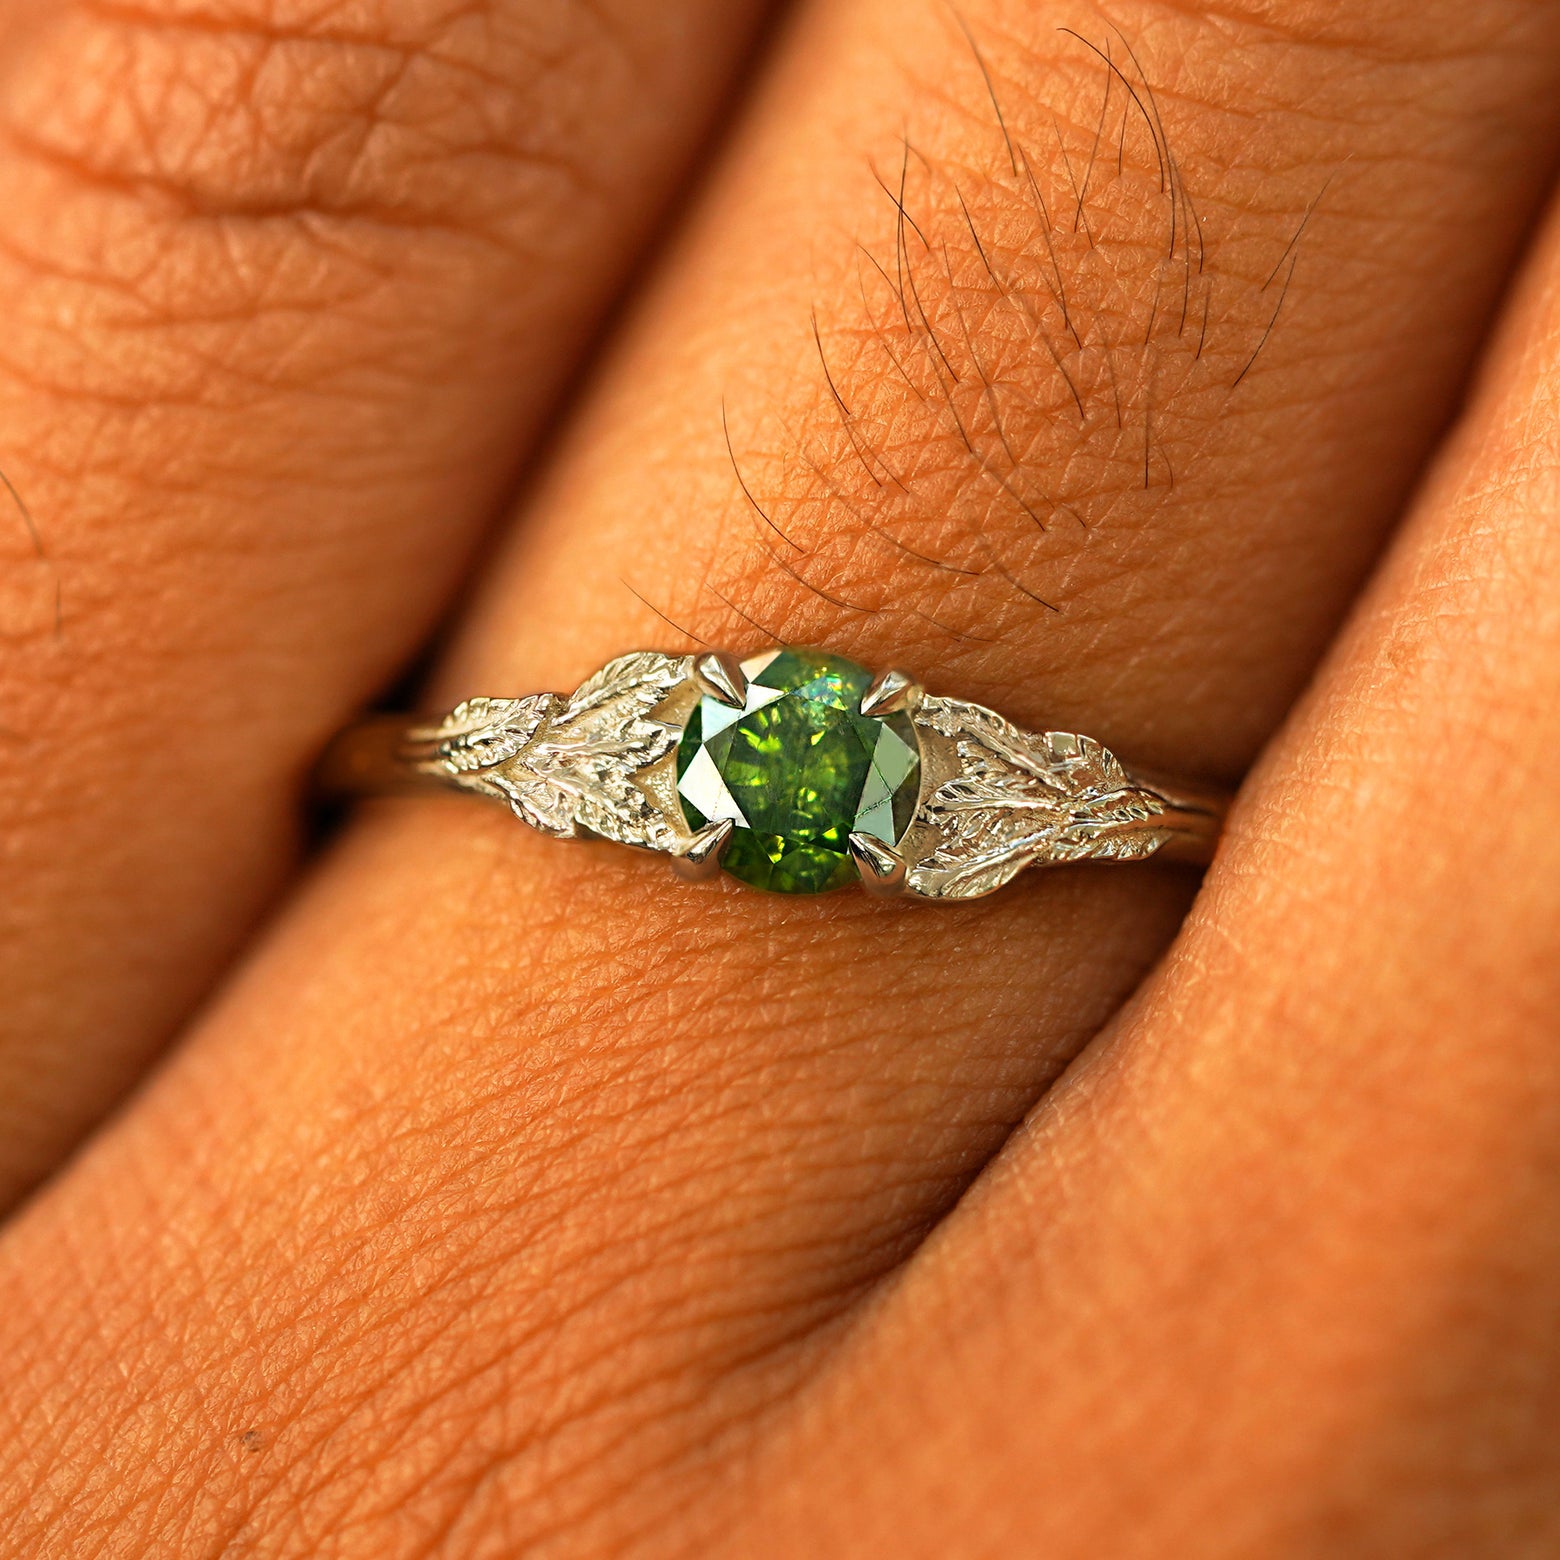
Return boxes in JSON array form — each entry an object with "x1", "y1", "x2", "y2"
[
  {"x1": 706, "y1": 147, "x2": 1560, "y2": 1560},
  {"x1": 0, "y1": 0, "x2": 770, "y2": 1202},
  {"x1": 4, "y1": 0, "x2": 1560, "y2": 1552}
]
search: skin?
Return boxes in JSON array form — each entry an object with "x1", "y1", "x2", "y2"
[
  {"x1": 1, "y1": 0, "x2": 1559, "y2": 1554},
  {"x1": 0, "y1": 0, "x2": 770, "y2": 1206},
  {"x1": 704, "y1": 183, "x2": 1560, "y2": 1560}
]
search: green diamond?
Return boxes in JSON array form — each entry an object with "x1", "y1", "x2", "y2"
[{"x1": 676, "y1": 648, "x2": 922, "y2": 894}]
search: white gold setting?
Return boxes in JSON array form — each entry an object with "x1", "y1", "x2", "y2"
[{"x1": 320, "y1": 647, "x2": 1227, "y2": 901}]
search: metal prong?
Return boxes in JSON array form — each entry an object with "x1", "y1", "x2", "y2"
[
  {"x1": 671, "y1": 818, "x2": 734, "y2": 882},
  {"x1": 692, "y1": 651, "x2": 748, "y2": 709},
  {"x1": 849, "y1": 833, "x2": 907, "y2": 898},
  {"x1": 859, "y1": 667, "x2": 921, "y2": 718}
]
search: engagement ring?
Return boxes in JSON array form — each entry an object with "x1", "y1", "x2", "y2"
[{"x1": 321, "y1": 648, "x2": 1227, "y2": 900}]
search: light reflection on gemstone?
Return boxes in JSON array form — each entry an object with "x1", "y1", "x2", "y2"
[{"x1": 675, "y1": 648, "x2": 921, "y2": 894}]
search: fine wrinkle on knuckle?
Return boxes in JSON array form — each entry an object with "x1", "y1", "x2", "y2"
[
  {"x1": 706, "y1": 27, "x2": 1326, "y2": 662},
  {"x1": 0, "y1": 2, "x2": 612, "y2": 550},
  {"x1": 0, "y1": 0, "x2": 610, "y2": 375},
  {"x1": 19, "y1": 0, "x2": 602, "y2": 232}
]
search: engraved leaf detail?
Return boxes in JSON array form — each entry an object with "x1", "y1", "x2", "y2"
[
  {"x1": 421, "y1": 654, "x2": 690, "y2": 850},
  {"x1": 429, "y1": 696, "x2": 556, "y2": 773},
  {"x1": 526, "y1": 652, "x2": 691, "y2": 849},
  {"x1": 909, "y1": 696, "x2": 1171, "y2": 900}
]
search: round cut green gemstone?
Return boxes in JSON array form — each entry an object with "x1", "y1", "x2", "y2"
[{"x1": 675, "y1": 648, "x2": 922, "y2": 894}]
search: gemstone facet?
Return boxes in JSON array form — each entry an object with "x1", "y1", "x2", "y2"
[{"x1": 675, "y1": 648, "x2": 922, "y2": 893}]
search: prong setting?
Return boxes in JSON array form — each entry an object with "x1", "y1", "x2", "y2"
[
  {"x1": 859, "y1": 667, "x2": 921, "y2": 718},
  {"x1": 670, "y1": 817, "x2": 734, "y2": 882},
  {"x1": 849, "y1": 832, "x2": 907, "y2": 897},
  {"x1": 692, "y1": 651, "x2": 748, "y2": 710}
]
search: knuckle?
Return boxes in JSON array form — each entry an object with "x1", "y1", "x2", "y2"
[
  {"x1": 0, "y1": 0, "x2": 609, "y2": 418},
  {"x1": 5, "y1": 0, "x2": 589, "y2": 237},
  {"x1": 0, "y1": 0, "x2": 618, "y2": 612}
]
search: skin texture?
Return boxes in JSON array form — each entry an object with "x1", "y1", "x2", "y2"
[
  {"x1": 700, "y1": 177, "x2": 1560, "y2": 1560},
  {"x1": 0, "y1": 0, "x2": 769, "y2": 1206},
  {"x1": 1, "y1": 0, "x2": 1560, "y2": 1555}
]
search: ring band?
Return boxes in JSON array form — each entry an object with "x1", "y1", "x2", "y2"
[{"x1": 319, "y1": 646, "x2": 1228, "y2": 900}]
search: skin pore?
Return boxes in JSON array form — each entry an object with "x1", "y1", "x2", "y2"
[{"x1": 1, "y1": 0, "x2": 1560, "y2": 1555}]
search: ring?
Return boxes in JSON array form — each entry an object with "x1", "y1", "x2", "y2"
[{"x1": 320, "y1": 647, "x2": 1228, "y2": 900}]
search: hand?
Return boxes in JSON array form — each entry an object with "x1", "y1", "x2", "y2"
[{"x1": 2, "y1": 1, "x2": 1558, "y2": 1554}]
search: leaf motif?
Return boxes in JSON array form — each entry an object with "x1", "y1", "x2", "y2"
[
  {"x1": 567, "y1": 652, "x2": 684, "y2": 714},
  {"x1": 908, "y1": 696, "x2": 1169, "y2": 899},
  {"x1": 428, "y1": 695, "x2": 556, "y2": 774},
  {"x1": 513, "y1": 652, "x2": 691, "y2": 849},
  {"x1": 412, "y1": 655, "x2": 691, "y2": 849},
  {"x1": 929, "y1": 771, "x2": 1064, "y2": 815},
  {"x1": 913, "y1": 838, "x2": 1044, "y2": 900},
  {"x1": 1040, "y1": 730, "x2": 1131, "y2": 793},
  {"x1": 504, "y1": 773, "x2": 578, "y2": 840}
]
